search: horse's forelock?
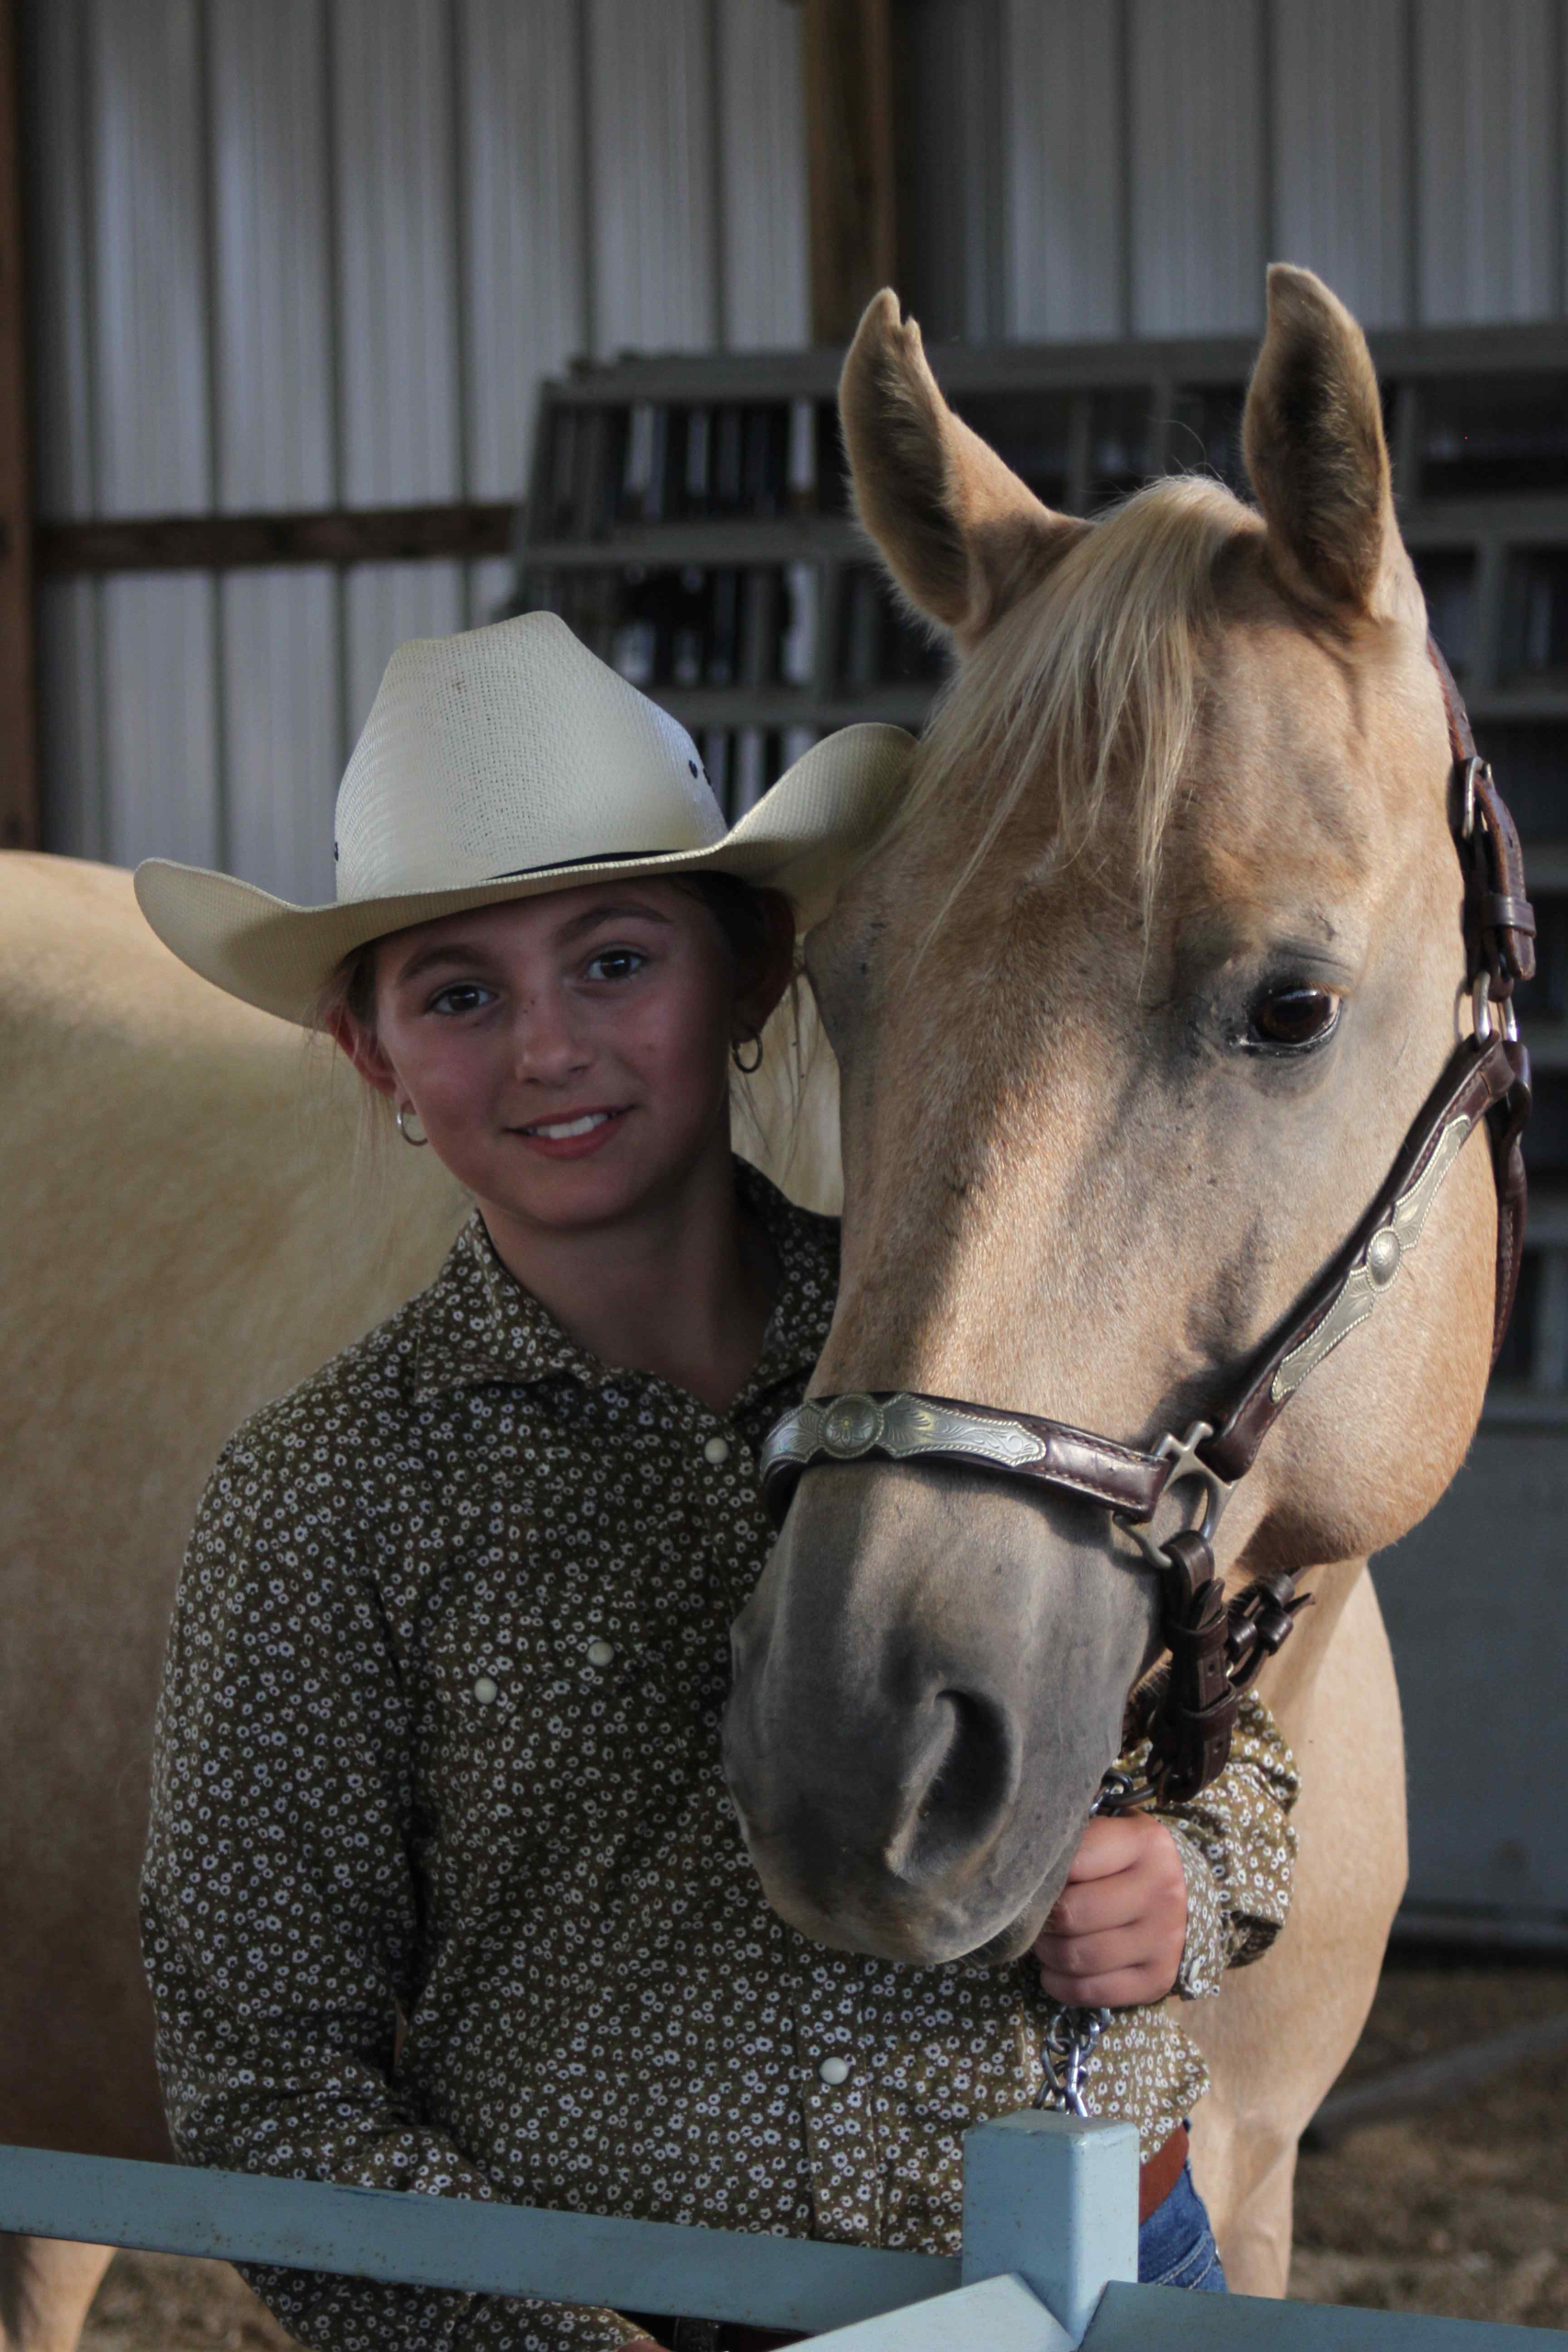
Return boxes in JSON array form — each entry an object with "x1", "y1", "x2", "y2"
[{"x1": 893, "y1": 473, "x2": 1258, "y2": 924}]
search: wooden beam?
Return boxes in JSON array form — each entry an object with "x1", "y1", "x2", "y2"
[
  {"x1": 35, "y1": 501, "x2": 517, "y2": 578},
  {"x1": 801, "y1": 0, "x2": 897, "y2": 345},
  {"x1": 0, "y1": 0, "x2": 36, "y2": 848}
]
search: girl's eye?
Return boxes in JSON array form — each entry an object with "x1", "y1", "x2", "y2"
[
  {"x1": 585, "y1": 948, "x2": 647, "y2": 982},
  {"x1": 1246, "y1": 985, "x2": 1341, "y2": 1051},
  {"x1": 428, "y1": 983, "x2": 494, "y2": 1016}
]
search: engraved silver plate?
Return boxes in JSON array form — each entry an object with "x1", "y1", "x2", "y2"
[
  {"x1": 1270, "y1": 1112, "x2": 1474, "y2": 1406},
  {"x1": 760, "y1": 1393, "x2": 1052, "y2": 1484}
]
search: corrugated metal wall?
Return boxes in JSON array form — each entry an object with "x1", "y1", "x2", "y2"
[
  {"x1": 23, "y1": 0, "x2": 1568, "y2": 895},
  {"x1": 21, "y1": 0, "x2": 808, "y2": 899}
]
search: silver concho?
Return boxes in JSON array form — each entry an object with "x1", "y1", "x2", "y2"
[
  {"x1": 1365, "y1": 1227, "x2": 1403, "y2": 1288},
  {"x1": 821, "y1": 1394, "x2": 885, "y2": 1458},
  {"x1": 1271, "y1": 1112, "x2": 1472, "y2": 1405}
]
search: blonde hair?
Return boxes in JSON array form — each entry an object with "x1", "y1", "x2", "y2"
[{"x1": 901, "y1": 473, "x2": 1256, "y2": 928}]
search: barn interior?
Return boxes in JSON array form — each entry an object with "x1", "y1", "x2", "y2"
[{"x1": 4, "y1": 0, "x2": 1568, "y2": 2336}]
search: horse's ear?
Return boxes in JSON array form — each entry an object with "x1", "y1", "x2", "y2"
[
  {"x1": 839, "y1": 291, "x2": 1086, "y2": 650},
  {"x1": 1243, "y1": 265, "x2": 1417, "y2": 622}
]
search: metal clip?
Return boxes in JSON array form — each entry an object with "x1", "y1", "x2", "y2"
[
  {"x1": 1118, "y1": 1419, "x2": 1235, "y2": 1574},
  {"x1": 1474, "y1": 969, "x2": 1494, "y2": 1043},
  {"x1": 1033, "y1": 2006, "x2": 1111, "y2": 2119}
]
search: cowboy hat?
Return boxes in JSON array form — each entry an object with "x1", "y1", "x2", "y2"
[{"x1": 135, "y1": 611, "x2": 915, "y2": 1026}]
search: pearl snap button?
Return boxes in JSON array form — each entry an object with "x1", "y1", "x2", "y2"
[
  {"x1": 586, "y1": 1638, "x2": 616, "y2": 1668},
  {"x1": 704, "y1": 1435, "x2": 731, "y2": 1464},
  {"x1": 472, "y1": 1675, "x2": 499, "y2": 1706},
  {"x1": 818, "y1": 2056, "x2": 851, "y2": 2086}
]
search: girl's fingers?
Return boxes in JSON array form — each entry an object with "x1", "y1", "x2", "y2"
[
  {"x1": 1033, "y1": 1921, "x2": 1160, "y2": 1980},
  {"x1": 1036, "y1": 1959, "x2": 1172, "y2": 2009},
  {"x1": 1043, "y1": 1871, "x2": 1151, "y2": 1940},
  {"x1": 1057, "y1": 1815, "x2": 1150, "y2": 1882}
]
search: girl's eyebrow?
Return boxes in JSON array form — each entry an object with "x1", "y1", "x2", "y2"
[
  {"x1": 391, "y1": 942, "x2": 495, "y2": 988},
  {"x1": 556, "y1": 899, "x2": 675, "y2": 941}
]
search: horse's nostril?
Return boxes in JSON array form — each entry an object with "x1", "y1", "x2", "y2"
[{"x1": 890, "y1": 1688, "x2": 1019, "y2": 1885}]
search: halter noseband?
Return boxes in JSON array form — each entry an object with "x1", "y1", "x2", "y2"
[{"x1": 759, "y1": 639, "x2": 1535, "y2": 1807}]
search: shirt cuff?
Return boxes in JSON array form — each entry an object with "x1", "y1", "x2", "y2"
[{"x1": 1166, "y1": 1820, "x2": 1227, "y2": 2000}]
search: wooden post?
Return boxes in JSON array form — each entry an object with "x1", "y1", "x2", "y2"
[
  {"x1": 801, "y1": 0, "x2": 897, "y2": 345},
  {"x1": 0, "y1": 0, "x2": 36, "y2": 850}
]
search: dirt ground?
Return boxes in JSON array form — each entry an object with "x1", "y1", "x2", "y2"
[{"x1": 76, "y1": 1962, "x2": 1568, "y2": 2346}]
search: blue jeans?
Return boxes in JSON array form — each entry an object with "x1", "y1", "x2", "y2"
[{"x1": 1136, "y1": 2161, "x2": 1227, "y2": 2292}]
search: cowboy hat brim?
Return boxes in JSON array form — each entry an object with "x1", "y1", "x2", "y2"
[{"x1": 135, "y1": 722, "x2": 915, "y2": 1027}]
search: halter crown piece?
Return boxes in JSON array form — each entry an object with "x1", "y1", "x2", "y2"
[{"x1": 760, "y1": 639, "x2": 1534, "y2": 1808}]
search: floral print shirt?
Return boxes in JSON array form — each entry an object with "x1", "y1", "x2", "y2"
[{"x1": 141, "y1": 1161, "x2": 1298, "y2": 2352}]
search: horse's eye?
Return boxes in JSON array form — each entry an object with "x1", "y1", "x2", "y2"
[{"x1": 1247, "y1": 986, "x2": 1341, "y2": 1049}]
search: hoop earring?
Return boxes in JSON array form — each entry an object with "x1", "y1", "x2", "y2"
[
  {"x1": 396, "y1": 1102, "x2": 428, "y2": 1147},
  {"x1": 731, "y1": 1029, "x2": 763, "y2": 1075}
]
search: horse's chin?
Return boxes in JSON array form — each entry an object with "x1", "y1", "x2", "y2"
[{"x1": 738, "y1": 1826, "x2": 1070, "y2": 1970}]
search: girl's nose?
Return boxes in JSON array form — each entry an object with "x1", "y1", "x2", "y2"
[{"x1": 512, "y1": 996, "x2": 591, "y2": 1081}]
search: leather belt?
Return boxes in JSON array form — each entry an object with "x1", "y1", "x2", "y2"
[{"x1": 625, "y1": 2127, "x2": 1190, "y2": 2348}]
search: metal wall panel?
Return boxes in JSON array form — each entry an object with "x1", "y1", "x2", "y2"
[
  {"x1": 34, "y1": 582, "x2": 105, "y2": 862},
  {"x1": 344, "y1": 562, "x2": 466, "y2": 744},
  {"x1": 585, "y1": 0, "x2": 718, "y2": 356},
  {"x1": 1127, "y1": 0, "x2": 1266, "y2": 336},
  {"x1": 1005, "y1": 0, "x2": 1125, "y2": 340},
  {"x1": 897, "y1": 0, "x2": 1005, "y2": 345},
  {"x1": 716, "y1": 0, "x2": 809, "y2": 350},
  {"x1": 332, "y1": 0, "x2": 463, "y2": 503},
  {"x1": 100, "y1": 574, "x2": 220, "y2": 868},
  {"x1": 1416, "y1": 0, "x2": 1562, "y2": 322},
  {"x1": 458, "y1": 0, "x2": 587, "y2": 500},
  {"x1": 1270, "y1": 0, "x2": 1412, "y2": 329},
  {"x1": 208, "y1": 0, "x2": 335, "y2": 510},
  {"x1": 21, "y1": 0, "x2": 97, "y2": 519},
  {"x1": 1375, "y1": 1433, "x2": 1568, "y2": 1917},
  {"x1": 87, "y1": 0, "x2": 211, "y2": 513},
  {"x1": 220, "y1": 571, "x2": 340, "y2": 906}
]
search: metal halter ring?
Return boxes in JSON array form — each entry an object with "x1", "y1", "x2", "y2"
[
  {"x1": 1472, "y1": 971, "x2": 1518, "y2": 1046},
  {"x1": 1116, "y1": 1419, "x2": 1235, "y2": 1574}
]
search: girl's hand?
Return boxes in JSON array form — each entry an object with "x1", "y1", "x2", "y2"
[{"x1": 1032, "y1": 1814, "x2": 1188, "y2": 2007}]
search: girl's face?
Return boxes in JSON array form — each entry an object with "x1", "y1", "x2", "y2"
[{"x1": 341, "y1": 881, "x2": 782, "y2": 1235}]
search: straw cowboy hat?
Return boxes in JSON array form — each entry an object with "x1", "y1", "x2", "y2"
[{"x1": 135, "y1": 611, "x2": 916, "y2": 1027}]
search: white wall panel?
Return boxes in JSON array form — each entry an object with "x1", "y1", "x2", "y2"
[
  {"x1": 209, "y1": 0, "x2": 335, "y2": 507},
  {"x1": 21, "y1": 0, "x2": 97, "y2": 518},
  {"x1": 221, "y1": 571, "x2": 339, "y2": 902},
  {"x1": 345, "y1": 563, "x2": 467, "y2": 743},
  {"x1": 1006, "y1": 0, "x2": 1125, "y2": 339},
  {"x1": 716, "y1": 0, "x2": 809, "y2": 349},
  {"x1": 87, "y1": 0, "x2": 211, "y2": 512},
  {"x1": 586, "y1": 0, "x2": 719, "y2": 356},
  {"x1": 35, "y1": 582, "x2": 105, "y2": 860},
  {"x1": 1127, "y1": 0, "x2": 1265, "y2": 336},
  {"x1": 467, "y1": 557, "x2": 516, "y2": 629},
  {"x1": 898, "y1": 0, "x2": 1005, "y2": 344},
  {"x1": 100, "y1": 577, "x2": 220, "y2": 868},
  {"x1": 458, "y1": 0, "x2": 588, "y2": 500},
  {"x1": 1416, "y1": 0, "x2": 1562, "y2": 322},
  {"x1": 333, "y1": 0, "x2": 462, "y2": 503},
  {"x1": 1270, "y1": 0, "x2": 1411, "y2": 327}
]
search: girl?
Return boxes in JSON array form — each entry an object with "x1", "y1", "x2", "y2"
[{"x1": 138, "y1": 613, "x2": 1296, "y2": 2352}]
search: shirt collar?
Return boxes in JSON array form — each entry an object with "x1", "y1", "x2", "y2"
[{"x1": 412, "y1": 1158, "x2": 837, "y2": 1406}]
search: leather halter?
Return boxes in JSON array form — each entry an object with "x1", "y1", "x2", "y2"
[{"x1": 759, "y1": 638, "x2": 1535, "y2": 1805}]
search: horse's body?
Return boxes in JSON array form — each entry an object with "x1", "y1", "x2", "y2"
[{"x1": 3, "y1": 266, "x2": 1461, "y2": 2346}]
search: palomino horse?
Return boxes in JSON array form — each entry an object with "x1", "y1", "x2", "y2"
[{"x1": 727, "y1": 265, "x2": 1498, "y2": 2296}]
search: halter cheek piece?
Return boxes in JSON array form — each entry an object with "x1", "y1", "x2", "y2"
[{"x1": 759, "y1": 639, "x2": 1535, "y2": 1808}]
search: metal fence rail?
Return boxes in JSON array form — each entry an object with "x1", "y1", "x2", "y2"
[{"x1": 0, "y1": 2114, "x2": 1557, "y2": 2350}]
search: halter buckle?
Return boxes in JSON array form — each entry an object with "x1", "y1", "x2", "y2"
[{"x1": 1118, "y1": 1419, "x2": 1235, "y2": 1574}]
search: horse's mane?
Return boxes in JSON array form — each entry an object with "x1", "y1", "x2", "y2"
[{"x1": 900, "y1": 472, "x2": 1258, "y2": 924}]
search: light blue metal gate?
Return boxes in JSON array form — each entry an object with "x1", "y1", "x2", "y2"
[{"x1": 0, "y1": 2111, "x2": 1556, "y2": 2348}]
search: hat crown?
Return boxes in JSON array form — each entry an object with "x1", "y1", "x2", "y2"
[{"x1": 333, "y1": 612, "x2": 725, "y2": 902}]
